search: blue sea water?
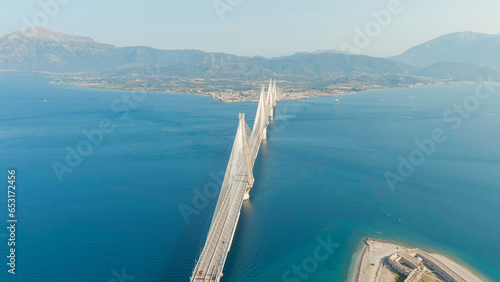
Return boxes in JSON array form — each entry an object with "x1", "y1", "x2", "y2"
[{"x1": 0, "y1": 76, "x2": 499, "y2": 281}]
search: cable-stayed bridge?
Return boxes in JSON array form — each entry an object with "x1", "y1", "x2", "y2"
[{"x1": 190, "y1": 80, "x2": 279, "y2": 281}]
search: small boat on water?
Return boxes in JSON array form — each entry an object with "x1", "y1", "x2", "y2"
[{"x1": 334, "y1": 98, "x2": 339, "y2": 103}]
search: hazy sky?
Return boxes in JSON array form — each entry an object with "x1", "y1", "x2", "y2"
[{"x1": 1, "y1": 0, "x2": 500, "y2": 58}]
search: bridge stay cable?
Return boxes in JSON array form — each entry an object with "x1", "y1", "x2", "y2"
[{"x1": 190, "y1": 80, "x2": 279, "y2": 282}]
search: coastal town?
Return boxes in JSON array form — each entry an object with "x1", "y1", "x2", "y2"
[{"x1": 47, "y1": 73, "x2": 455, "y2": 102}]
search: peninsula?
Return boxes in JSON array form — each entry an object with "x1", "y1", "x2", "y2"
[{"x1": 353, "y1": 238, "x2": 484, "y2": 282}]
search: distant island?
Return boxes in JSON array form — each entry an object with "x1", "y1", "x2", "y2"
[
  {"x1": 1, "y1": 27, "x2": 500, "y2": 102},
  {"x1": 353, "y1": 238, "x2": 485, "y2": 282}
]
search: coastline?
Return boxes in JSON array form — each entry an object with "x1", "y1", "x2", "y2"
[
  {"x1": 47, "y1": 79, "x2": 490, "y2": 103},
  {"x1": 0, "y1": 70, "x2": 488, "y2": 103},
  {"x1": 44, "y1": 77, "x2": 482, "y2": 103},
  {"x1": 48, "y1": 80, "x2": 352, "y2": 103},
  {"x1": 351, "y1": 240, "x2": 368, "y2": 282},
  {"x1": 352, "y1": 238, "x2": 487, "y2": 282}
]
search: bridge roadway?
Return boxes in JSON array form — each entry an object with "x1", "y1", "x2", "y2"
[{"x1": 190, "y1": 80, "x2": 278, "y2": 281}]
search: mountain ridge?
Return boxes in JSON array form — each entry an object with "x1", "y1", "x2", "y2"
[
  {"x1": 0, "y1": 27, "x2": 416, "y2": 78},
  {"x1": 1, "y1": 27, "x2": 499, "y2": 83},
  {"x1": 391, "y1": 31, "x2": 500, "y2": 69}
]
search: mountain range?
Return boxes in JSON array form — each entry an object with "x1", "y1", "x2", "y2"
[
  {"x1": 1, "y1": 27, "x2": 500, "y2": 83},
  {"x1": 391, "y1": 31, "x2": 500, "y2": 70}
]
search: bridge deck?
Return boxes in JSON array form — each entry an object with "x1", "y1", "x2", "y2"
[{"x1": 190, "y1": 80, "x2": 278, "y2": 282}]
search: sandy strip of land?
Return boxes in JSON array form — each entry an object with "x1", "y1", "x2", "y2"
[
  {"x1": 352, "y1": 238, "x2": 485, "y2": 282},
  {"x1": 353, "y1": 239, "x2": 406, "y2": 282}
]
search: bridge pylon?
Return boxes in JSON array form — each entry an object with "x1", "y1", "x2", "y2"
[{"x1": 190, "y1": 80, "x2": 279, "y2": 282}]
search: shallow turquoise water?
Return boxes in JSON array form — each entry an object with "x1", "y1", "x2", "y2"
[{"x1": 0, "y1": 76, "x2": 499, "y2": 281}]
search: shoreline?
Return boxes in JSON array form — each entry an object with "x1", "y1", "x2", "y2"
[
  {"x1": 351, "y1": 240, "x2": 368, "y2": 282},
  {"x1": 47, "y1": 79, "x2": 493, "y2": 103},
  {"x1": 0, "y1": 71, "x2": 492, "y2": 104},
  {"x1": 48, "y1": 80, "x2": 353, "y2": 103},
  {"x1": 43, "y1": 78, "x2": 485, "y2": 103},
  {"x1": 352, "y1": 238, "x2": 487, "y2": 282}
]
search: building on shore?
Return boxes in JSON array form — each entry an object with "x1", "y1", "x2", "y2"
[{"x1": 388, "y1": 250, "x2": 467, "y2": 282}]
